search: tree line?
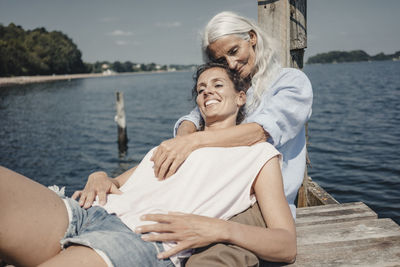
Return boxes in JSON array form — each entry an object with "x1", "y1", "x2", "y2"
[
  {"x1": 0, "y1": 23, "x2": 87, "y2": 76},
  {"x1": 0, "y1": 23, "x2": 195, "y2": 77},
  {"x1": 307, "y1": 50, "x2": 400, "y2": 64}
]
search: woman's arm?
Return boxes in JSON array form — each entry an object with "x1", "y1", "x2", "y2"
[
  {"x1": 176, "y1": 120, "x2": 197, "y2": 136},
  {"x1": 225, "y1": 156, "x2": 296, "y2": 262},
  {"x1": 152, "y1": 123, "x2": 268, "y2": 179},
  {"x1": 72, "y1": 166, "x2": 137, "y2": 208},
  {"x1": 137, "y1": 157, "x2": 296, "y2": 263},
  {"x1": 247, "y1": 68, "x2": 313, "y2": 147},
  {"x1": 154, "y1": 70, "x2": 312, "y2": 180}
]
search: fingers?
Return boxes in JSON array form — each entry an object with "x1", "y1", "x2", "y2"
[
  {"x1": 168, "y1": 211, "x2": 185, "y2": 215},
  {"x1": 157, "y1": 242, "x2": 191, "y2": 259},
  {"x1": 140, "y1": 213, "x2": 177, "y2": 223},
  {"x1": 152, "y1": 152, "x2": 168, "y2": 178},
  {"x1": 165, "y1": 159, "x2": 182, "y2": 178},
  {"x1": 136, "y1": 223, "x2": 174, "y2": 234},
  {"x1": 71, "y1": 190, "x2": 82, "y2": 200},
  {"x1": 82, "y1": 191, "x2": 96, "y2": 209},
  {"x1": 77, "y1": 193, "x2": 86, "y2": 206},
  {"x1": 97, "y1": 191, "x2": 107, "y2": 206},
  {"x1": 157, "y1": 157, "x2": 174, "y2": 180},
  {"x1": 150, "y1": 146, "x2": 160, "y2": 162},
  {"x1": 110, "y1": 185, "x2": 123, "y2": 195},
  {"x1": 141, "y1": 233, "x2": 179, "y2": 242},
  {"x1": 135, "y1": 214, "x2": 178, "y2": 234}
]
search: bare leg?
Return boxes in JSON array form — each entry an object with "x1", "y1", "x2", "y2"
[
  {"x1": 38, "y1": 245, "x2": 107, "y2": 267},
  {"x1": 0, "y1": 166, "x2": 69, "y2": 266}
]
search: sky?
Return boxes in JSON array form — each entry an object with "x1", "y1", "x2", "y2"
[{"x1": 0, "y1": 0, "x2": 399, "y2": 65}]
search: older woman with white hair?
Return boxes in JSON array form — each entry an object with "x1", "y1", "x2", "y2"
[{"x1": 146, "y1": 11, "x2": 313, "y2": 266}]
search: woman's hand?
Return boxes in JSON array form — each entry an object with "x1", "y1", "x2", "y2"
[
  {"x1": 135, "y1": 212, "x2": 228, "y2": 259},
  {"x1": 72, "y1": 171, "x2": 122, "y2": 209},
  {"x1": 151, "y1": 135, "x2": 199, "y2": 179}
]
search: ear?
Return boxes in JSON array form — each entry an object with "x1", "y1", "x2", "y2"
[
  {"x1": 236, "y1": 91, "x2": 247, "y2": 107},
  {"x1": 249, "y1": 30, "x2": 257, "y2": 47}
]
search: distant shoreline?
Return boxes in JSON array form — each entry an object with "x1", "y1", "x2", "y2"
[
  {"x1": 306, "y1": 50, "x2": 400, "y2": 64},
  {"x1": 0, "y1": 70, "x2": 188, "y2": 88}
]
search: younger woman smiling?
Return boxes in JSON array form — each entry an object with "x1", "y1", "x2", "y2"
[{"x1": 0, "y1": 63, "x2": 295, "y2": 267}]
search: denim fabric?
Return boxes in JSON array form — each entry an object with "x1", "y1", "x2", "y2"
[{"x1": 61, "y1": 198, "x2": 174, "y2": 267}]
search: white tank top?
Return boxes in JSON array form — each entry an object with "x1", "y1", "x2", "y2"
[{"x1": 99, "y1": 142, "x2": 281, "y2": 265}]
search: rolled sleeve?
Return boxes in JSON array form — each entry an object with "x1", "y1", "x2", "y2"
[
  {"x1": 246, "y1": 68, "x2": 313, "y2": 147},
  {"x1": 173, "y1": 107, "x2": 202, "y2": 137}
]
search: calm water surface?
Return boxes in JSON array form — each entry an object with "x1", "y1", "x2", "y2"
[{"x1": 1, "y1": 61, "x2": 399, "y2": 223}]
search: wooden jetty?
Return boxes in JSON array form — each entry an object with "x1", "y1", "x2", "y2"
[
  {"x1": 292, "y1": 202, "x2": 400, "y2": 266},
  {"x1": 258, "y1": 0, "x2": 400, "y2": 266},
  {"x1": 1, "y1": 2, "x2": 399, "y2": 267}
]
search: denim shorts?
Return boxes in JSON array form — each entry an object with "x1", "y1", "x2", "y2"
[{"x1": 61, "y1": 197, "x2": 174, "y2": 267}]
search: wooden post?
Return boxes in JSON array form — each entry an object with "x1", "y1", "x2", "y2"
[
  {"x1": 258, "y1": 0, "x2": 310, "y2": 206},
  {"x1": 289, "y1": 0, "x2": 307, "y2": 69},
  {"x1": 258, "y1": 1, "x2": 338, "y2": 206},
  {"x1": 288, "y1": 0, "x2": 310, "y2": 207},
  {"x1": 258, "y1": 0, "x2": 291, "y2": 67},
  {"x1": 115, "y1": 91, "x2": 128, "y2": 153}
]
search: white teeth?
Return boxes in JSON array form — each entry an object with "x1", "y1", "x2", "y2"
[{"x1": 205, "y1": 99, "x2": 219, "y2": 106}]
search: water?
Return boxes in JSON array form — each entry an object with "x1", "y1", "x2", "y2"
[
  {"x1": 305, "y1": 61, "x2": 400, "y2": 224},
  {"x1": 0, "y1": 61, "x2": 399, "y2": 224}
]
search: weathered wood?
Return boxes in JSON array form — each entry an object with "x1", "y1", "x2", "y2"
[
  {"x1": 258, "y1": 0, "x2": 291, "y2": 67},
  {"x1": 261, "y1": 203, "x2": 400, "y2": 266},
  {"x1": 258, "y1": 0, "x2": 320, "y2": 206},
  {"x1": 291, "y1": 203, "x2": 400, "y2": 266},
  {"x1": 289, "y1": 0, "x2": 307, "y2": 50},
  {"x1": 296, "y1": 123, "x2": 310, "y2": 208},
  {"x1": 115, "y1": 91, "x2": 128, "y2": 153},
  {"x1": 293, "y1": 236, "x2": 400, "y2": 266},
  {"x1": 290, "y1": 0, "x2": 309, "y2": 206},
  {"x1": 297, "y1": 218, "x2": 400, "y2": 245},
  {"x1": 289, "y1": 0, "x2": 307, "y2": 69},
  {"x1": 305, "y1": 178, "x2": 339, "y2": 206},
  {"x1": 292, "y1": 215, "x2": 400, "y2": 266},
  {"x1": 296, "y1": 202, "x2": 377, "y2": 226}
]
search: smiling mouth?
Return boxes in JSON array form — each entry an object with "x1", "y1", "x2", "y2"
[{"x1": 205, "y1": 99, "x2": 219, "y2": 107}]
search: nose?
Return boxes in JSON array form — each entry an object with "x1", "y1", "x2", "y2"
[
  {"x1": 203, "y1": 85, "x2": 215, "y2": 97},
  {"x1": 226, "y1": 57, "x2": 237, "y2": 70}
]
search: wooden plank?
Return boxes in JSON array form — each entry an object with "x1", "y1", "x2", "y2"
[
  {"x1": 296, "y1": 202, "x2": 377, "y2": 226},
  {"x1": 293, "y1": 236, "x2": 400, "y2": 266},
  {"x1": 305, "y1": 179, "x2": 339, "y2": 206},
  {"x1": 258, "y1": 0, "x2": 291, "y2": 67},
  {"x1": 297, "y1": 218, "x2": 400, "y2": 245}
]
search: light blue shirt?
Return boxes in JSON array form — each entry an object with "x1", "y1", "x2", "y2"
[{"x1": 173, "y1": 68, "x2": 313, "y2": 218}]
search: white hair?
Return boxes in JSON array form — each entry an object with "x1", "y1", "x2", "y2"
[{"x1": 202, "y1": 11, "x2": 282, "y2": 112}]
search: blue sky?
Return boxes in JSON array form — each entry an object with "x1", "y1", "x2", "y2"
[{"x1": 0, "y1": 0, "x2": 399, "y2": 65}]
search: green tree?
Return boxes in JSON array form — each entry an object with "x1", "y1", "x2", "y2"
[{"x1": 0, "y1": 23, "x2": 88, "y2": 76}]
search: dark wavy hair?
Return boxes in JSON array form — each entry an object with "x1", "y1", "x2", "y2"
[{"x1": 192, "y1": 62, "x2": 248, "y2": 128}]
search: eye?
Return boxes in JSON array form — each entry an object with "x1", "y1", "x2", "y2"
[
  {"x1": 215, "y1": 83, "x2": 223, "y2": 88},
  {"x1": 228, "y1": 47, "x2": 238, "y2": 56},
  {"x1": 197, "y1": 88, "x2": 204, "y2": 94}
]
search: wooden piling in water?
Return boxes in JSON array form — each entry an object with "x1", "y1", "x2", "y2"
[{"x1": 115, "y1": 91, "x2": 128, "y2": 153}]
